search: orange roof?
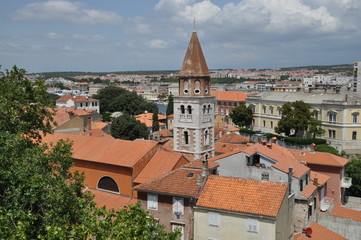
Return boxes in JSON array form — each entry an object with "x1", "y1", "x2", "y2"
[
  {"x1": 81, "y1": 129, "x2": 114, "y2": 138},
  {"x1": 155, "y1": 129, "x2": 172, "y2": 137},
  {"x1": 134, "y1": 168, "x2": 202, "y2": 198},
  {"x1": 214, "y1": 142, "x2": 248, "y2": 154},
  {"x1": 88, "y1": 189, "x2": 137, "y2": 210},
  {"x1": 211, "y1": 147, "x2": 245, "y2": 162},
  {"x1": 310, "y1": 171, "x2": 330, "y2": 186},
  {"x1": 196, "y1": 175, "x2": 287, "y2": 217},
  {"x1": 56, "y1": 95, "x2": 99, "y2": 103},
  {"x1": 300, "y1": 183, "x2": 317, "y2": 199},
  {"x1": 243, "y1": 143, "x2": 309, "y2": 179},
  {"x1": 326, "y1": 206, "x2": 361, "y2": 222},
  {"x1": 134, "y1": 151, "x2": 189, "y2": 184},
  {"x1": 91, "y1": 121, "x2": 108, "y2": 130},
  {"x1": 211, "y1": 91, "x2": 247, "y2": 102},
  {"x1": 135, "y1": 113, "x2": 167, "y2": 121},
  {"x1": 294, "y1": 222, "x2": 347, "y2": 240},
  {"x1": 290, "y1": 150, "x2": 349, "y2": 167},
  {"x1": 167, "y1": 114, "x2": 174, "y2": 118},
  {"x1": 217, "y1": 133, "x2": 250, "y2": 143},
  {"x1": 42, "y1": 133, "x2": 157, "y2": 168},
  {"x1": 51, "y1": 107, "x2": 93, "y2": 127}
]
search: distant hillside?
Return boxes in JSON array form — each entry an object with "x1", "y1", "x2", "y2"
[{"x1": 277, "y1": 64, "x2": 353, "y2": 72}]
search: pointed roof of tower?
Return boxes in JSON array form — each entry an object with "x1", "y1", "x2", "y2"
[{"x1": 179, "y1": 32, "x2": 209, "y2": 77}]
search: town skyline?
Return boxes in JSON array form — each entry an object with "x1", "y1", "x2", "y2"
[{"x1": 1, "y1": 0, "x2": 361, "y2": 73}]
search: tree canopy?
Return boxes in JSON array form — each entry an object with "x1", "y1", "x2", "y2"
[
  {"x1": 275, "y1": 101, "x2": 312, "y2": 137},
  {"x1": 346, "y1": 160, "x2": 361, "y2": 197},
  {"x1": 94, "y1": 86, "x2": 157, "y2": 115},
  {"x1": 166, "y1": 94, "x2": 174, "y2": 116},
  {"x1": 308, "y1": 119, "x2": 326, "y2": 138},
  {"x1": 0, "y1": 66, "x2": 179, "y2": 239},
  {"x1": 152, "y1": 113, "x2": 160, "y2": 132},
  {"x1": 229, "y1": 105, "x2": 254, "y2": 128},
  {"x1": 111, "y1": 113, "x2": 148, "y2": 140}
]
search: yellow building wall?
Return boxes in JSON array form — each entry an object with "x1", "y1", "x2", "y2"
[
  {"x1": 54, "y1": 116, "x2": 85, "y2": 135},
  {"x1": 194, "y1": 208, "x2": 276, "y2": 240}
]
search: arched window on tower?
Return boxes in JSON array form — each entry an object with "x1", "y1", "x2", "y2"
[
  {"x1": 203, "y1": 105, "x2": 206, "y2": 114},
  {"x1": 207, "y1": 104, "x2": 211, "y2": 113},
  {"x1": 194, "y1": 80, "x2": 201, "y2": 94},
  {"x1": 205, "y1": 130, "x2": 208, "y2": 145},
  {"x1": 184, "y1": 131, "x2": 189, "y2": 145},
  {"x1": 180, "y1": 105, "x2": 185, "y2": 114},
  {"x1": 183, "y1": 80, "x2": 189, "y2": 94},
  {"x1": 98, "y1": 176, "x2": 119, "y2": 193},
  {"x1": 187, "y1": 105, "x2": 192, "y2": 114}
]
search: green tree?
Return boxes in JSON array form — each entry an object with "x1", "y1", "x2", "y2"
[
  {"x1": 308, "y1": 119, "x2": 326, "y2": 138},
  {"x1": 0, "y1": 66, "x2": 55, "y2": 142},
  {"x1": 229, "y1": 105, "x2": 254, "y2": 128},
  {"x1": 111, "y1": 114, "x2": 148, "y2": 140},
  {"x1": 346, "y1": 160, "x2": 361, "y2": 197},
  {"x1": 315, "y1": 144, "x2": 340, "y2": 156},
  {"x1": 166, "y1": 94, "x2": 174, "y2": 116},
  {"x1": 152, "y1": 113, "x2": 160, "y2": 132},
  {"x1": 275, "y1": 101, "x2": 312, "y2": 137}
]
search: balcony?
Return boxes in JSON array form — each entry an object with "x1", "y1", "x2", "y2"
[
  {"x1": 320, "y1": 197, "x2": 334, "y2": 212},
  {"x1": 341, "y1": 177, "x2": 352, "y2": 188}
]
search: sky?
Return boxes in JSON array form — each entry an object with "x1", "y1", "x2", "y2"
[{"x1": 1, "y1": 0, "x2": 361, "y2": 73}]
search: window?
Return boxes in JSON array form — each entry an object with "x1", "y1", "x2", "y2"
[
  {"x1": 261, "y1": 172, "x2": 269, "y2": 181},
  {"x1": 247, "y1": 218, "x2": 259, "y2": 233},
  {"x1": 352, "y1": 113, "x2": 359, "y2": 123},
  {"x1": 147, "y1": 193, "x2": 158, "y2": 210},
  {"x1": 98, "y1": 176, "x2": 119, "y2": 192},
  {"x1": 300, "y1": 179, "x2": 304, "y2": 192},
  {"x1": 328, "y1": 112, "x2": 337, "y2": 122},
  {"x1": 270, "y1": 106, "x2": 274, "y2": 115},
  {"x1": 352, "y1": 131, "x2": 357, "y2": 140},
  {"x1": 308, "y1": 204, "x2": 313, "y2": 219},
  {"x1": 328, "y1": 129, "x2": 336, "y2": 138},
  {"x1": 305, "y1": 174, "x2": 308, "y2": 185},
  {"x1": 80, "y1": 103, "x2": 83, "y2": 107},
  {"x1": 314, "y1": 197, "x2": 317, "y2": 210},
  {"x1": 207, "y1": 105, "x2": 211, "y2": 113},
  {"x1": 262, "y1": 105, "x2": 266, "y2": 114},
  {"x1": 313, "y1": 110, "x2": 319, "y2": 120},
  {"x1": 250, "y1": 104, "x2": 255, "y2": 112},
  {"x1": 270, "y1": 121, "x2": 273, "y2": 128},
  {"x1": 187, "y1": 105, "x2": 192, "y2": 114},
  {"x1": 263, "y1": 120, "x2": 266, "y2": 127},
  {"x1": 203, "y1": 105, "x2": 206, "y2": 114},
  {"x1": 173, "y1": 197, "x2": 184, "y2": 215},
  {"x1": 184, "y1": 131, "x2": 189, "y2": 145},
  {"x1": 208, "y1": 212, "x2": 220, "y2": 226},
  {"x1": 180, "y1": 105, "x2": 185, "y2": 114},
  {"x1": 205, "y1": 130, "x2": 208, "y2": 145},
  {"x1": 277, "y1": 107, "x2": 282, "y2": 116}
]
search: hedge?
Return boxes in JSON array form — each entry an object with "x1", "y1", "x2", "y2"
[{"x1": 265, "y1": 133, "x2": 326, "y2": 145}]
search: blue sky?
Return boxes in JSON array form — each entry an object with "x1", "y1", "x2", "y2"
[{"x1": 1, "y1": 0, "x2": 360, "y2": 73}]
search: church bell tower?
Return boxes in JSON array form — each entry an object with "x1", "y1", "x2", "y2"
[{"x1": 173, "y1": 32, "x2": 215, "y2": 160}]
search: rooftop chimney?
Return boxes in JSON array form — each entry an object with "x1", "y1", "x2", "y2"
[
  {"x1": 266, "y1": 143, "x2": 272, "y2": 149},
  {"x1": 288, "y1": 166, "x2": 293, "y2": 195},
  {"x1": 261, "y1": 139, "x2": 267, "y2": 146},
  {"x1": 271, "y1": 137, "x2": 277, "y2": 143},
  {"x1": 197, "y1": 156, "x2": 209, "y2": 185},
  {"x1": 313, "y1": 174, "x2": 318, "y2": 186},
  {"x1": 310, "y1": 143, "x2": 316, "y2": 153},
  {"x1": 86, "y1": 116, "x2": 92, "y2": 130},
  {"x1": 68, "y1": 111, "x2": 75, "y2": 119}
]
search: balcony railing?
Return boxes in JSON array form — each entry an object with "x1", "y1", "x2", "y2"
[
  {"x1": 179, "y1": 114, "x2": 192, "y2": 123},
  {"x1": 320, "y1": 197, "x2": 334, "y2": 212},
  {"x1": 341, "y1": 177, "x2": 352, "y2": 188}
]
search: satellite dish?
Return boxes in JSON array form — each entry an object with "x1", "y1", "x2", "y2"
[{"x1": 303, "y1": 227, "x2": 313, "y2": 237}]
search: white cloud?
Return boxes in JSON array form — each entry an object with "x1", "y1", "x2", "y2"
[
  {"x1": 178, "y1": 0, "x2": 221, "y2": 23},
  {"x1": 147, "y1": 39, "x2": 169, "y2": 48},
  {"x1": 155, "y1": 0, "x2": 192, "y2": 11},
  {"x1": 72, "y1": 34, "x2": 105, "y2": 41},
  {"x1": 11, "y1": 1, "x2": 123, "y2": 25},
  {"x1": 45, "y1": 32, "x2": 63, "y2": 39},
  {"x1": 63, "y1": 46, "x2": 86, "y2": 52}
]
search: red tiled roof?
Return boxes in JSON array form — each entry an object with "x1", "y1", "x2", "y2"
[
  {"x1": 51, "y1": 107, "x2": 93, "y2": 127},
  {"x1": 290, "y1": 149, "x2": 349, "y2": 167},
  {"x1": 243, "y1": 143, "x2": 309, "y2": 179},
  {"x1": 214, "y1": 142, "x2": 248, "y2": 154},
  {"x1": 91, "y1": 121, "x2": 108, "y2": 130},
  {"x1": 196, "y1": 175, "x2": 287, "y2": 217},
  {"x1": 310, "y1": 171, "x2": 330, "y2": 186},
  {"x1": 300, "y1": 183, "x2": 317, "y2": 199},
  {"x1": 211, "y1": 147, "x2": 244, "y2": 162},
  {"x1": 211, "y1": 91, "x2": 247, "y2": 102},
  {"x1": 217, "y1": 132, "x2": 250, "y2": 143},
  {"x1": 88, "y1": 189, "x2": 137, "y2": 210},
  {"x1": 155, "y1": 129, "x2": 172, "y2": 137},
  {"x1": 81, "y1": 129, "x2": 114, "y2": 138},
  {"x1": 134, "y1": 168, "x2": 202, "y2": 198},
  {"x1": 56, "y1": 95, "x2": 99, "y2": 103},
  {"x1": 184, "y1": 158, "x2": 219, "y2": 169},
  {"x1": 42, "y1": 133, "x2": 157, "y2": 168},
  {"x1": 134, "y1": 151, "x2": 189, "y2": 184},
  {"x1": 135, "y1": 113, "x2": 167, "y2": 121},
  {"x1": 326, "y1": 206, "x2": 361, "y2": 222},
  {"x1": 294, "y1": 222, "x2": 347, "y2": 240}
]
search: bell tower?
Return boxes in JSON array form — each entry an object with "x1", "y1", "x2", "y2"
[{"x1": 173, "y1": 32, "x2": 215, "y2": 160}]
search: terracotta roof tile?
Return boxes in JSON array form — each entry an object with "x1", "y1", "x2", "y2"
[
  {"x1": 196, "y1": 175, "x2": 288, "y2": 217},
  {"x1": 135, "y1": 113, "x2": 167, "y2": 121},
  {"x1": 310, "y1": 171, "x2": 330, "y2": 186},
  {"x1": 211, "y1": 148, "x2": 244, "y2": 162},
  {"x1": 300, "y1": 183, "x2": 317, "y2": 199},
  {"x1": 217, "y1": 133, "x2": 250, "y2": 143},
  {"x1": 88, "y1": 189, "x2": 137, "y2": 210},
  {"x1": 81, "y1": 129, "x2": 114, "y2": 138},
  {"x1": 294, "y1": 222, "x2": 347, "y2": 240},
  {"x1": 326, "y1": 205, "x2": 361, "y2": 222},
  {"x1": 134, "y1": 151, "x2": 189, "y2": 184},
  {"x1": 134, "y1": 168, "x2": 202, "y2": 198},
  {"x1": 243, "y1": 143, "x2": 309, "y2": 179},
  {"x1": 91, "y1": 121, "x2": 108, "y2": 130},
  {"x1": 56, "y1": 95, "x2": 99, "y2": 103},
  {"x1": 290, "y1": 149, "x2": 349, "y2": 167},
  {"x1": 155, "y1": 129, "x2": 172, "y2": 137},
  {"x1": 211, "y1": 91, "x2": 247, "y2": 102},
  {"x1": 51, "y1": 107, "x2": 93, "y2": 127},
  {"x1": 214, "y1": 142, "x2": 248, "y2": 154},
  {"x1": 184, "y1": 159, "x2": 219, "y2": 169},
  {"x1": 42, "y1": 133, "x2": 157, "y2": 168}
]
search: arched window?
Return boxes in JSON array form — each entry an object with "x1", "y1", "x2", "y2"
[
  {"x1": 98, "y1": 176, "x2": 119, "y2": 193},
  {"x1": 269, "y1": 106, "x2": 274, "y2": 115},
  {"x1": 205, "y1": 130, "x2": 208, "y2": 145},
  {"x1": 207, "y1": 104, "x2": 211, "y2": 113},
  {"x1": 352, "y1": 112, "x2": 359, "y2": 123},
  {"x1": 277, "y1": 107, "x2": 282, "y2": 116},
  {"x1": 187, "y1": 105, "x2": 192, "y2": 114},
  {"x1": 328, "y1": 111, "x2": 337, "y2": 122},
  {"x1": 180, "y1": 105, "x2": 185, "y2": 114},
  {"x1": 249, "y1": 104, "x2": 256, "y2": 113},
  {"x1": 194, "y1": 80, "x2": 201, "y2": 94},
  {"x1": 184, "y1": 131, "x2": 189, "y2": 145},
  {"x1": 203, "y1": 105, "x2": 206, "y2": 114},
  {"x1": 262, "y1": 105, "x2": 266, "y2": 114},
  {"x1": 183, "y1": 80, "x2": 189, "y2": 94},
  {"x1": 313, "y1": 110, "x2": 319, "y2": 120}
]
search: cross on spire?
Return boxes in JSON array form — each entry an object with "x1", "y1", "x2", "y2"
[{"x1": 193, "y1": 18, "x2": 197, "y2": 31}]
